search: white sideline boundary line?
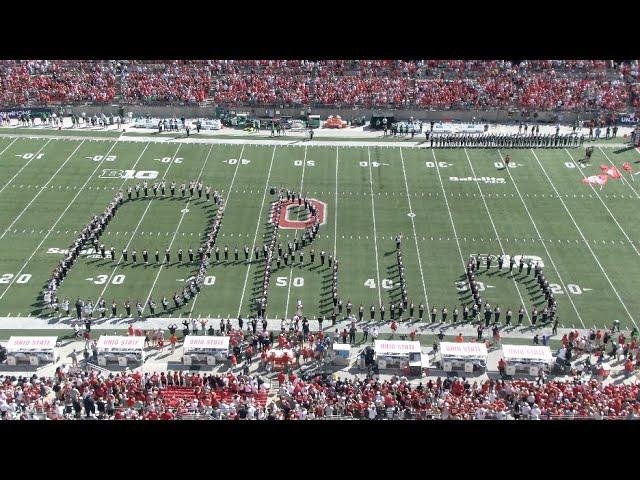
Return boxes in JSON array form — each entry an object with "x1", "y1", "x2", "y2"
[
  {"x1": 530, "y1": 149, "x2": 637, "y2": 328},
  {"x1": 236, "y1": 146, "x2": 277, "y2": 318},
  {"x1": 0, "y1": 130, "x2": 631, "y2": 149},
  {"x1": 284, "y1": 146, "x2": 308, "y2": 320},
  {"x1": 399, "y1": 147, "x2": 428, "y2": 307},
  {"x1": 598, "y1": 146, "x2": 640, "y2": 199},
  {"x1": 189, "y1": 145, "x2": 246, "y2": 317},
  {"x1": 0, "y1": 139, "x2": 73, "y2": 239},
  {"x1": 564, "y1": 149, "x2": 640, "y2": 258},
  {"x1": 366, "y1": 147, "x2": 383, "y2": 307},
  {"x1": 94, "y1": 143, "x2": 175, "y2": 301},
  {"x1": 463, "y1": 148, "x2": 531, "y2": 322},
  {"x1": 499, "y1": 150, "x2": 585, "y2": 329},
  {"x1": 141, "y1": 144, "x2": 212, "y2": 313},
  {"x1": 0, "y1": 139, "x2": 121, "y2": 302},
  {"x1": 431, "y1": 150, "x2": 466, "y2": 269}
]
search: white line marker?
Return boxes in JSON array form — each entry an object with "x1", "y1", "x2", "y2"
[
  {"x1": 0, "y1": 137, "x2": 39, "y2": 196},
  {"x1": 499, "y1": 149, "x2": 585, "y2": 328},
  {"x1": 531, "y1": 149, "x2": 637, "y2": 328},
  {"x1": 237, "y1": 146, "x2": 275, "y2": 318},
  {"x1": 0, "y1": 139, "x2": 121, "y2": 302},
  {"x1": 463, "y1": 148, "x2": 530, "y2": 322},
  {"x1": 144, "y1": 144, "x2": 213, "y2": 314},
  {"x1": 367, "y1": 147, "x2": 382, "y2": 306},
  {"x1": 399, "y1": 148, "x2": 428, "y2": 306},
  {"x1": 334, "y1": 146, "x2": 339, "y2": 257},
  {"x1": 565, "y1": 149, "x2": 640, "y2": 258},
  {"x1": 285, "y1": 145, "x2": 307, "y2": 320},
  {"x1": 1, "y1": 140, "x2": 80, "y2": 240}
]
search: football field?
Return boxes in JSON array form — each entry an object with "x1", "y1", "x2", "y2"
[{"x1": 0, "y1": 132, "x2": 639, "y2": 332}]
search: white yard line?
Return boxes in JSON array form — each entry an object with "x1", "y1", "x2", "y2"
[
  {"x1": 399, "y1": 147, "x2": 429, "y2": 306},
  {"x1": 0, "y1": 139, "x2": 77, "y2": 239},
  {"x1": 188, "y1": 144, "x2": 245, "y2": 317},
  {"x1": 94, "y1": 142, "x2": 174, "y2": 300},
  {"x1": 431, "y1": 150, "x2": 466, "y2": 269},
  {"x1": 0, "y1": 140, "x2": 121, "y2": 302},
  {"x1": 333, "y1": 146, "x2": 339, "y2": 257},
  {"x1": 500, "y1": 150, "x2": 585, "y2": 329},
  {"x1": 0, "y1": 137, "x2": 21, "y2": 181},
  {"x1": 236, "y1": 146, "x2": 277, "y2": 318},
  {"x1": 0, "y1": 137, "x2": 18, "y2": 157},
  {"x1": 141, "y1": 144, "x2": 211, "y2": 313},
  {"x1": 463, "y1": 148, "x2": 530, "y2": 322},
  {"x1": 564, "y1": 149, "x2": 640, "y2": 258},
  {"x1": 598, "y1": 146, "x2": 640, "y2": 199},
  {"x1": 366, "y1": 147, "x2": 383, "y2": 307},
  {"x1": 0, "y1": 138, "x2": 42, "y2": 196},
  {"x1": 284, "y1": 146, "x2": 308, "y2": 320},
  {"x1": 530, "y1": 149, "x2": 637, "y2": 328}
]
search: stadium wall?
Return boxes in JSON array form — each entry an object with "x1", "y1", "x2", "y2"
[{"x1": 63, "y1": 104, "x2": 583, "y2": 123}]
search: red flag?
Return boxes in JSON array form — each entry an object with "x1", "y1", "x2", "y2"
[
  {"x1": 600, "y1": 165, "x2": 621, "y2": 179},
  {"x1": 582, "y1": 174, "x2": 608, "y2": 187},
  {"x1": 622, "y1": 162, "x2": 632, "y2": 174}
]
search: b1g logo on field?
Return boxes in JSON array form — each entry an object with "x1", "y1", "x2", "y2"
[
  {"x1": 100, "y1": 169, "x2": 159, "y2": 180},
  {"x1": 272, "y1": 198, "x2": 327, "y2": 230}
]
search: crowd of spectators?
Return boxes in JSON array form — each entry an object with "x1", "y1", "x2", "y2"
[
  {"x1": 0, "y1": 60, "x2": 117, "y2": 105},
  {"x1": 2, "y1": 367, "x2": 639, "y2": 420},
  {"x1": 0, "y1": 60, "x2": 638, "y2": 111},
  {"x1": 0, "y1": 318, "x2": 638, "y2": 420}
]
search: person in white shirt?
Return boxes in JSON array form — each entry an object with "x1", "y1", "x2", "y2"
[
  {"x1": 530, "y1": 404, "x2": 542, "y2": 419},
  {"x1": 368, "y1": 404, "x2": 377, "y2": 420}
]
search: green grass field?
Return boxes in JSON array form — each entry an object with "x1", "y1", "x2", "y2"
[{"x1": 0, "y1": 133, "x2": 638, "y2": 332}]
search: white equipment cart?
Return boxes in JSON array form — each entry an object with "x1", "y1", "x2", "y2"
[
  {"x1": 374, "y1": 340, "x2": 424, "y2": 374},
  {"x1": 502, "y1": 344, "x2": 552, "y2": 377},
  {"x1": 439, "y1": 342, "x2": 488, "y2": 373},
  {"x1": 182, "y1": 336, "x2": 229, "y2": 366},
  {"x1": 5, "y1": 336, "x2": 58, "y2": 367},
  {"x1": 96, "y1": 336, "x2": 145, "y2": 367}
]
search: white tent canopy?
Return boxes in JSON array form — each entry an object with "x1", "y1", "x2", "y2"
[
  {"x1": 502, "y1": 344, "x2": 552, "y2": 363},
  {"x1": 440, "y1": 342, "x2": 488, "y2": 359},
  {"x1": 6, "y1": 336, "x2": 57, "y2": 353},
  {"x1": 374, "y1": 340, "x2": 421, "y2": 355},
  {"x1": 183, "y1": 336, "x2": 229, "y2": 352},
  {"x1": 96, "y1": 336, "x2": 145, "y2": 352}
]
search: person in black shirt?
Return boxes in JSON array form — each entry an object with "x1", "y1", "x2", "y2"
[{"x1": 75, "y1": 298, "x2": 83, "y2": 320}]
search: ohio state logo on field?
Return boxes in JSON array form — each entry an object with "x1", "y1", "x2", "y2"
[{"x1": 272, "y1": 198, "x2": 327, "y2": 229}]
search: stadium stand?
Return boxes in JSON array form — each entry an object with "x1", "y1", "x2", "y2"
[
  {"x1": 1, "y1": 368, "x2": 638, "y2": 420},
  {"x1": 1, "y1": 60, "x2": 639, "y2": 110}
]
